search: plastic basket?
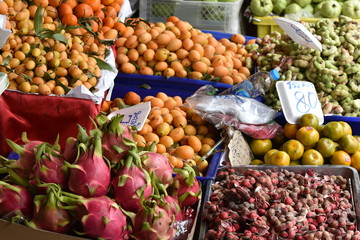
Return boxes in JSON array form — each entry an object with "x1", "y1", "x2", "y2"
[
  {"x1": 139, "y1": 0, "x2": 244, "y2": 33},
  {"x1": 252, "y1": 16, "x2": 360, "y2": 38}
]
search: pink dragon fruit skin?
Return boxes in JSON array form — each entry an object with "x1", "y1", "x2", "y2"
[
  {"x1": 100, "y1": 114, "x2": 134, "y2": 164},
  {"x1": 62, "y1": 137, "x2": 78, "y2": 163},
  {"x1": 132, "y1": 203, "x2": 175, "y2": 240},
  {"x1": 76, "y1": 196, "x2": 128, "y2": 240},
  {"x1": 112, "y1": 157, "x2": 152, "y2": 213},
  {"x1": 162, "y1": 195, "x2": 183, "y2": 221},
  {"x1": 142, "y1": 152, "x2": 173, "y2": 186},
  {"x1": 6, "y1": 138, "x2": 43, "y2": 177},
  {"x1": 32, "y1": 144, "x2": 68, "y2": 191},
  {"x1": 173, "y1": 164, "x2": 202, "y2": 207},
  {"x1": 67, "y1": 132, "x2": 111, "y2": 198},
  {"x1": 0, "y1": 181, "x2": 33, "y2": 218},
  {"x1": 29, "y1": 188, "x2": 72, "y2": 234}
]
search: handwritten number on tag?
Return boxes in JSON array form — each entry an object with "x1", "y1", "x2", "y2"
[{"x1": 294, "y1": 91, "x2": 317, "y2": 114}]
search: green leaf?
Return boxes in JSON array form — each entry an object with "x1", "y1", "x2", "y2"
[
  {"x1": 21, "y1": 73, "x2": 32, "y2": 82},
  {"x1": 34, "y1": 6, "x2": 43, "y2": 36},
  {"x1": 139, "y1": 83, "x2": 151, "y2": 89},
  {"x1": 2, "y1": 55, "x2": 11, "y2": 65},
  {"x1": 43, "y1": 71, "x2": 54, "y2": 81},
  {"x1": 93, "y1": 57, "x2": 115, "y2": 72},
  {"x1": 52, "y1": 33, "x2": 68, "y2": 44}
]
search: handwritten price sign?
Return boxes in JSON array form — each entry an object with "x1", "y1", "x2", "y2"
[{"x1": 276, "y1": 81, "x2": 324, "y2": 125}]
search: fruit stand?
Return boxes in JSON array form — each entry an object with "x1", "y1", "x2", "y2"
[{"x1": 1, "y1": 0, "x2": 360, "y2": 239}]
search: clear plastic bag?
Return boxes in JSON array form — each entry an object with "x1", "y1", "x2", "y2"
[{"x1": 185, "y1": 85, "x2": 282, "y2": 139}]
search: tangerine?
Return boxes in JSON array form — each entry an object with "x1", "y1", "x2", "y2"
[
  {"x1": 269, "y1": 151, "x2": 290, "y2": 166},
  {"x1": 249, "y1": 139, "x2": 272, "y2": 157},
  {"x1": 351, "y1": 152, "x2": 360, "y2": 171},
  {"x1": 296, "y1": 126, "x2": 319, "y2": 146},
  {"x1": 330, "y1": 150, "x2": 351, "y2": 166},
  {"x1": 280, "y1": 139, "x2": 304, "y2": 161},
  {"x1": 338, "y1": 134, "x2": 359, "y2": 154},
  {"x1": 283, "y1": 123, "x2": 299, "y2": 139},
  {"x1": 315, "y1": 138, "x2": 338, "y2": 158},
  {"x1": 322, "y1": 121, "x2": 345, "y2": 141},
  {"x1": 301, "y1": 149, "x2": 324, "y2": 165}
]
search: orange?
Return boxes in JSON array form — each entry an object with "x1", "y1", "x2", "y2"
[
  {"x1": 249, "y1": 139, "x2": 272, "y2": 157},
  {"x1": 298, "y1": 113, "x2": 320, "y2": 129},
  {"x1": 330, "y1": 150, "x2": 351, "y2": 166},
  {"x1": 264, "y1": 149, "x2": 278, "y2": 164},
  {"x1": 102, "y1": 16, "x2": 115, "y2": 28},
  {"x1": 338, "y1": 134, "x2": 359, "y2": 154},
  {"x1": 296, "y1": 126, "x2": 319, "y2": 147},
  {"x1": 339, "y1": 121, "x2": 352, "y2": 135},
  {"x1": 271, "y1": 130, "x2": 287, "y2": 149},
  {"x1": 94, "y1": 9, "x2": 105, "y2": 20},
  {"x1": 63, "y1": 0, "x2": 77, "y2": 8},
  {"x1": 83, "y1": 0, "x2": 101, "y2": 11},
  {"x1": 61, "y1": 14, "x2": 78, "y2": 26},
  {"x1": 322, "y1": 121, "x2": 345, "y2": 141},
  {"x1": 351, "y1": 152, "x2": 360, "y2": 171},
  {"x1": 101, "y1": 0, "x2": 114, "y2": 6},
  {"x1": 49, "y1": 0, "x2": 61, "y2": 7},
  {"x1": 104, "y1": 6, "x2": 117, "y2": 18},
  {"x1": 100, "y1": 100, "x2": 111, "y2": 112},
  {"x1": 269, "y1": 151, "x2": 290, "y2": 166},
  {"x1": 250, "y1": 159, "x2": 265, "y2": 165},
  {"x1": 74, "y1": 3, "x2": 94, "y2": 18},
  {"x1": 315, "y1": 138, "x2": 338, "y2": 158},
  {"x1": 58, "y1": 3, "x2": 73, "y2": 18},
  {"x1": 123, "y1": 91, "x2": 141, "y2": 105},
  {"x1": 280, "y1": 139, "x2": 304, "y2": 161},
  {"x1": 301, "y1": 149, "x2": 324, "y2": 165},
  {"x1": 283, "y1": 123, "x2": 299, "y2": 139},
  {"x1": 167, "y1": 16, "x2": 180, "y2": 23}
]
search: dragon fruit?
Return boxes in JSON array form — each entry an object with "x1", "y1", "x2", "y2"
[
  {"x1": 173, "y1": 164, "x2": 201, "y2": 207},
  {"x1": 112, "y1": 151, "x2": 152, "y2": 213},
  {"x1": 27, "y1": 185, "x2": 72, "y2": 234},
  {"x1": 0, "y1": 181, "x2": 33, "y2": 218},
  {"x1": 97, "y1": 114, "x2": 134, "y2": 164},
  {"x1": 162, "y1": 195, "x2": 183, "y2": 221},
  {"x1": 72, "y1": 195, "x2": 129, "y2": 240},
  {"x1": 32, "y1": 143, "x2": 68, "y2": 191},
  {"x1": 132, "y1": 199, "x2": 175, "y2": 240},
  {"x1": 67, "y1": 132, "x2": 110, "y2": 197},
  {"x1": 6, "y1": 132, "x2": 44, "y2": 177},
  {"x1": 141, "y1": 152, "x2": 173, "y2": 186},
  {"x1": 63, "y1": 125, "x2": 90, "y2": 163}
]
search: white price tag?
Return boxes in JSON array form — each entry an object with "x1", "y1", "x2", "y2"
[
  {"x1": 276, "y1": 81, "x2": 324, "y2": 125},
  {"x1": 0, "y1": 15, "x2": 11, "y2": 49},
  {"x1": 107, "y1": 101, "x2": 151, "y2": 131},
  {"x1": 0, "y1": 72, "x2": 9, "y2": 96},
  {"x1": 228, "y1": 130, "x2": 253, "y2": 166},
  {"x1": 274, "y1": 17, "x2": 322, "y2": 52}
]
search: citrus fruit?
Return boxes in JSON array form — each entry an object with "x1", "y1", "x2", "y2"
[
  {"x1": 280, "y1": 139, "x2": 304, "y2": 161},
  {"x1": 315, "y1": 138, "x2": 338, "y2": 158},
  {"x1": 296, "y1": 126, "x2": 320, "y2": 146},
  {"x1": 269, "y1": 151, "x2": 290, "y2": 166},
  {"x1": 271, "y1": 130, "x2": 287, "y2": 149},
  {"x1": 283, "y1": 123, "x2": 299, "y2": 139},
  {"x1": 289, "y1": 160, "x2": 301, "y2": 165},
  {"x1": 351, "y1": 152, "x2": 360, "y2": 171},
  {"x1": 250, "y1": 159, "x2": 264, "y2": 165},
  {"x1": 339, "y1": 121, "x2": 352, "y2": 135},
  {"x1": 322, "y1": 121, "x2": 345, "y2": 141},
  {"x1": 330, "y1": 150, "x2": 351, "y2": 166},
  {"x1": 264, "y1": 149, "x2": 278, "y2": 165},
  {"x1": 338, "y1": 134, "x2": 359, "y2": 154},
  {"x1": 301, "y1": 149, "x2": 324, "y2": 165},
  {"x1": 249, "y1": 139, "x2": 272, "y2": 157},
  {"x1": 298, "y1": 113, "x2": 319, "y2": 129}
]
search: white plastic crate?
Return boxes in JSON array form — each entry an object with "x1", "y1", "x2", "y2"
[{"x1": 139, "y1": 0, "x2": 244, "y2": 34}]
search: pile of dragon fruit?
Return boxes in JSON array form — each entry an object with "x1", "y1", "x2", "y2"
[{"x1": 0, "y1": 114, "x2": 201, "y2": 240}]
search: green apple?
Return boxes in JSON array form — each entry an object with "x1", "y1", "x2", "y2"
[
  {"x1": 295, "y1": 0, "x2": 311, "y2": 8},
  {"x1": 303, "y1": 4, "x2": 314, "y2": 14},
  {"x1": 285, "y1": 3, "x2": 302, "y2": 15},
  {"x1": 321, "y1": 0, "x2": 342, "y2": 18},
  {"x1": 342, "y1": 0, "x2": 360, "y2": 18},
  {"x1": 272, "y1": 0, "x2": 287, "y2": 15},
  {"x1": 250, "y1": 0, "x2": 274, "y2": 16}
]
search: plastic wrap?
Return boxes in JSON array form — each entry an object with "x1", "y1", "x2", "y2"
[{"x1": 185, "y1": 85, "x2": 281, "y2": 139}]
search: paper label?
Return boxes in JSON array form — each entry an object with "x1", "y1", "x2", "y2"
[
  {"x1": 107, "y1": 102, "x2": 151, "y2": 131},
  {"x1": 276, "y1": 81, "x2": 324, "y2": 124},
  {"x1": 118, "y1": 0, "x2": 132, "y2": 22},
  {"x1": 0, "y1": 73, "x2": 9, "y2": 95},
  {"x1": 274, "y1": 17, "x2": 322, "y2": 51},
  {"x1": 228, "y1": 130, "x2": 253, "y2": 166}
]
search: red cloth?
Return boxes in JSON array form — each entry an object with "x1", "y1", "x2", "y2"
[{"x1": 0, "y1": 90, "x2": 101, "y2": 156}]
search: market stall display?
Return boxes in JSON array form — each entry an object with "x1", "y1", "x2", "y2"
[{"x1": 0, "y1": 115, "x2": 201, "y2": 239}]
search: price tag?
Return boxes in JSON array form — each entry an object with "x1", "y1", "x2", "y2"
[
  {"x1": 274, "y1": 17, "x2": 322, "y2": 52},
  {"x1": 276, "y1": 81, "x2": 324, "y2": 125},
  {"x1": 0, "y1": 15, "x2": 11, "y2": 49},
  {"x1": 228, "y1": 130, "x2": 253, "y2": 166},
  {"x1": 0, "y1": 72, "x2": 9, "y2": 96},
  {"x1": 107, "y1": 101, "x2": 151, "y2": 131}
]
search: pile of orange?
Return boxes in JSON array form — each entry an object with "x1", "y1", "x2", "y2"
[
  {"x1": 102, "y1": 91, "x2": 221, "y2": 175},
  {"x1": 115, "y1": 16, "x2": 254, "y2": 85},
  {"x1": 0, "y1": 0, "x2": 124, "y2": 95},
  {"x1": 249, "y1": 113, "x2": 360, "y2": 170}
]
